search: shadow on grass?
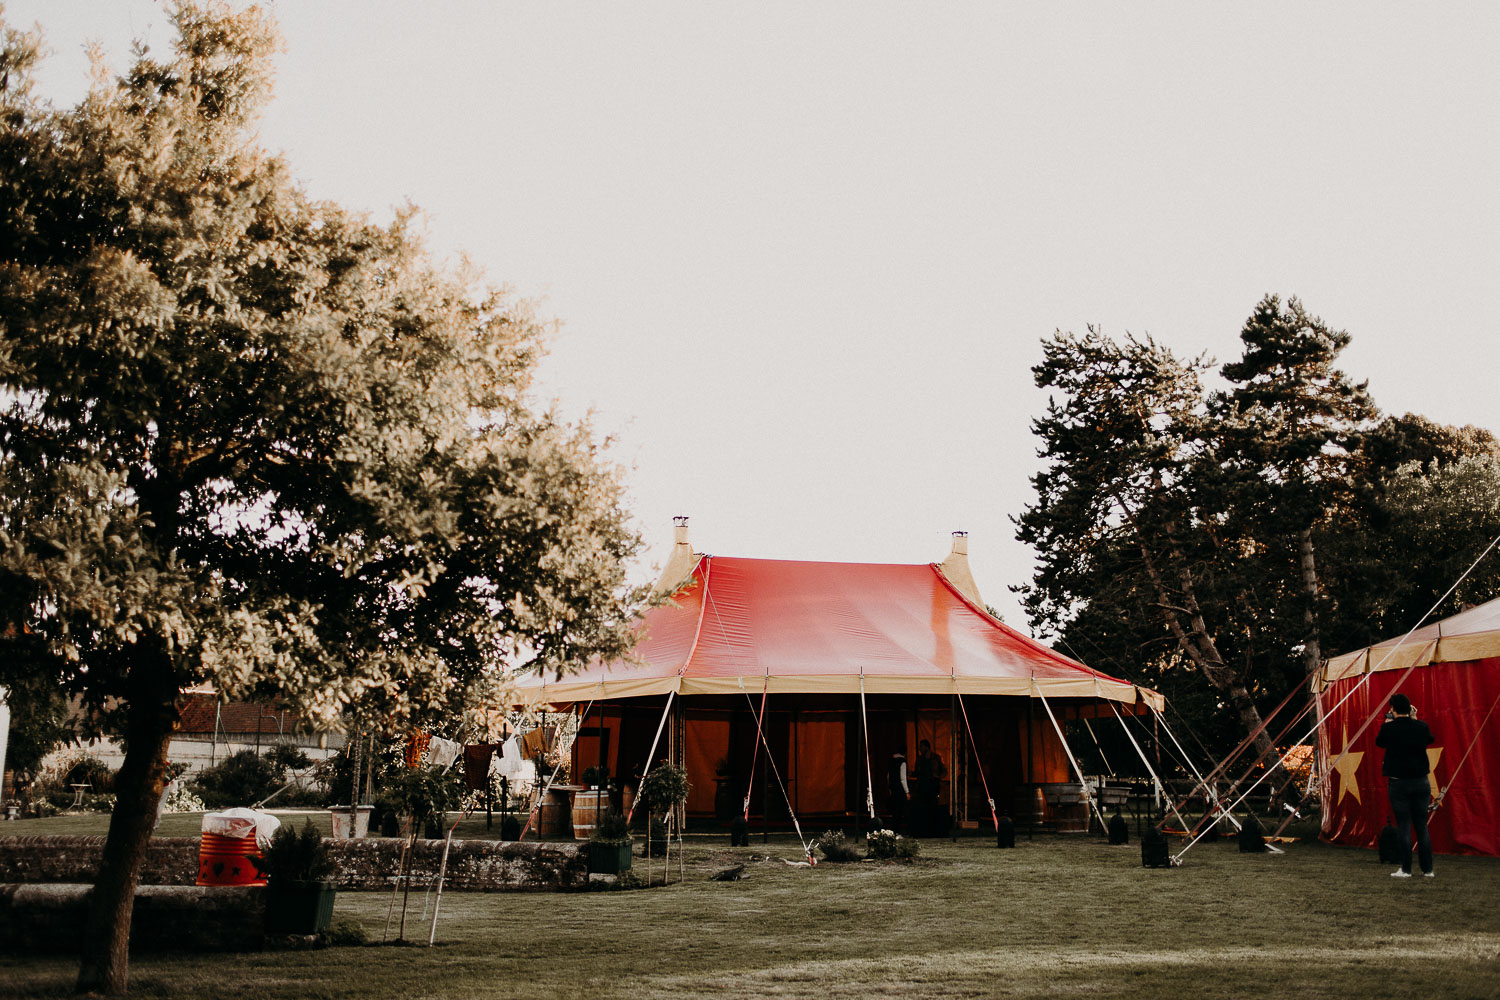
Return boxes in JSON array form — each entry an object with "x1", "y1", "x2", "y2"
[{"x1": 4, "y1": 833, "x2": 1498, "y2": 999}]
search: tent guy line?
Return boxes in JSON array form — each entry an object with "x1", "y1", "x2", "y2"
[{"x1": 1171, "y1": 529, "x2": 1500, "y2": 862}]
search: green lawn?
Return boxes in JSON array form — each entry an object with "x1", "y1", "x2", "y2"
[{"x1": 3, "y1": 827, "x2": 1498, "y2": 999}]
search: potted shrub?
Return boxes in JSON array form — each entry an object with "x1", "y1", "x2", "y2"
[
  {"x1": 258, "y1": 819, "x2": 337, "y2": 935},
  {"x1": 647, "y1": 815, "x2": 669, "y2": 855},
  {"x1": 637, "y1": 762, "x2": 690, "y2": 883},
  {"x1": 587, "y1": 809, "x2": 633, "y2": 874},
  {"x1": 380, "y1": 766, "x2": 463, "y2": 940},
  {"x1": 382, "y1": 766, "x2": 463, "y2": 840}
]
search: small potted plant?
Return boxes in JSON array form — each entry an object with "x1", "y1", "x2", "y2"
[
  {"x1": 587, "y1": 809, "x2": 633, "y2": 874},
  {"x1": 637, "y1": 762, "x2": 690, "y2": 883},
  {"x1": 258, "y1": 819, "x2": 337, "y2": 935},
  {"x1": 383, "y1": 766, "x2": 462, "y2": 840}
]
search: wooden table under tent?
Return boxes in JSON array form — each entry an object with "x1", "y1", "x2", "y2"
[{"x1": 515, "y1": 521, "x2": 1166, "y2": 843}]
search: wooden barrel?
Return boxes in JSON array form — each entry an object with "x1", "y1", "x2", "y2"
[
  {"x1": 1054, "y1": 804, "x2": 1089, "y2": 833},
  {"x1": 196, "y1": 832, "x2": 265, "y2": 886},
  {"x1": 571, "y1": 789, "x2": 607, "y2": 840},
  {"x1": 537, "y1": 794, "x2": 570, "y2": 837}
]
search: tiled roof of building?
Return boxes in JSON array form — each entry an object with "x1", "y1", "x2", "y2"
[{"x1": 177, "y1": 695, "x2": 300, "y2": 737}]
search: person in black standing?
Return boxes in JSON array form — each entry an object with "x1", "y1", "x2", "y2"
[
  {"x1": 887, "y1": 747, "x2": 909, "y2": 832},
  {"x1": 1375, "y1": 693, "x2": 1436, "y2": 878},
  {"x1": 913, "y1": 739, "x2": 947, "y2": 837}
]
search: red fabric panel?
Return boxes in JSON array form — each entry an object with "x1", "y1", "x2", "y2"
[
  {"x1": 684, "y1": 715, "x2": 731, "y2": 815},
  {"x1": 794, "y1": 718, "x2": 847, "y2": 814},
  {"x1": 571, "y1": 714, "x2": 620, "y2": 781},
  {"x1": 1018, "y1": 718, "x2": 1071, "y2": 784},
  {"x1": 912, "y1": 713, "x2": 953, "y2": 805},
  {"x1": 1321, "y1": 657, "x2": 1500, "y2": 857}
]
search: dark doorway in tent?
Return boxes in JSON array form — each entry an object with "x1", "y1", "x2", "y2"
[{"x1": 867, "y1": 709, "x2": 910, "y2": 829}]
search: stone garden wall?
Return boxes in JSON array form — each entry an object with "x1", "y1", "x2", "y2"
[
  {"x1": 0, "y1": 835, "x2": 588, "y2": 892},
  {"x1": 0, "y1": 883, "x2": 266, "y2": 953}
]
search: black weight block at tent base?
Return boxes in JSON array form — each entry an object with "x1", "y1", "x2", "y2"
[
  {"x1": 996, "y1": 816, "x2": 1015, "y2": 849},
  {"x1": 1141, "y1": 829, "x2": 1172, "y2": 869},
  {"x1": 1378, "y1": 826, "x2": 1402, "y2": 864}
]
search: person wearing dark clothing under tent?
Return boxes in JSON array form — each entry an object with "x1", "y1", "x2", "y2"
[
  {"x1": 1376, "y1": 693, "x2": 1437, "y2": 878},
  {"x1": 913, "y1": 739, "x2": 947, "y2": 836},
  {"x1": 887, "y1": 748, "x2": 909, "y2": 831}
]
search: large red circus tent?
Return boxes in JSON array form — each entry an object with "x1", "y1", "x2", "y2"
[
  {"x1": 1316, "y1": 596, "x2": 1500, "y2": 857},
  {"x1": 518, "y1": 521, "x2": 1162, "y2": 831}
]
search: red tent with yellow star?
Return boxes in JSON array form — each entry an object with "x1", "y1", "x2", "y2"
[{"x1": 1316, "y1": 596, "x2": 1500, "y2": 857}]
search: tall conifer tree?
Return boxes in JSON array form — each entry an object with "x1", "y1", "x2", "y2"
[{"x1": 1215, "y1": 295, "x2": 1376, "y2": 680}]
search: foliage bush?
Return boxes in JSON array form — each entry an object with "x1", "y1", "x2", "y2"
[
  {"x1": 319, "y1": 738, "x2": 406, "y2": 807},
  {"x1": 0, "y1": 679, "x2": 70, "y2": 782},
  {"x1": 161, "y1": 784, "x2": 206, "y2": 814},
  {"x1": 188, "y1": 745, "x2": 316, "y2": 808},
  {"x1": 256, "y1": 819, "x2": 334, "y2": 884},
  {"x1": 381, "y1": 766, "x2": 464, "y2": 827},
  {"x1": 41, "y1": 750, "x2": 117, "y2": 794},
  {"x1": 866, "y1": 827, "x2": 920, "y2": 860},
  {"x1": 815, "y1": 829, "x2": 861, "y2": 864},
  {"x1": 82, "y1": 793, "x2": 117, "y2": 813},
  {"x1": 638, "y1": 763, "x2": 690, "y2": 816},
  {"x1": 589, "y1": 809, "x2": 632, "y2": 846}
]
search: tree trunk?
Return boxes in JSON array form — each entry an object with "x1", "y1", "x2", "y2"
[
  {"x1": 1126, "y1": 506, "x2": 1286, "y2": 793},
  {"x1": 76, "y1": 659, "x2": 180, "y2": 995},
  {"x1": 1297, "y1": 526, "x2": 1322, "y2": 675}
]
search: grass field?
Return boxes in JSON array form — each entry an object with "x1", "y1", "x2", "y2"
[{"x1": 3, "y1": 822, "x2": 1498, "y2": 999}]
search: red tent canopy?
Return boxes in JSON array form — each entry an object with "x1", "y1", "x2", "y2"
[
  {"x1": 515, "y1": 537, "x2": 1159, "y2": 828},
  {"x1": 521, "y1": 555, "x2": 1159, "y2": 706}
]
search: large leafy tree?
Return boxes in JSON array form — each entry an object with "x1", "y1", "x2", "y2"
[
  {"x1": 0, "y1": 5, "x2": 643, "y2": 992},
  {"x1": 1321, "y1": 418, "x2": 1500, "y2": 653},
  {"x1": 1016, "y1": 329, "x2": 1283, "y2": 768},
  {"x1": 1018, "y1": 301, "x2": 1500, "y2": 787}
]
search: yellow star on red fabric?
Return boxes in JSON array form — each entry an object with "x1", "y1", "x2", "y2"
[
  {"x1": 1332, "y1": 725, "x2": 1364, "y2": 805},
  {"x1": 1427, "y1": 746, "x2": 1443, "y2": 799}
]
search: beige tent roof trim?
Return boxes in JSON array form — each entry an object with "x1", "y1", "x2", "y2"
[
  {"x1": 518, "y1": 673, "x2": 1163, "y2": 711},
  {"x1": 1318, "y1": 594, "x2": 1500, "y2": 688}
]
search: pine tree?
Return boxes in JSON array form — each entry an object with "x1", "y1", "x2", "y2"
[
  {"x1": 1017, "y1": 329, "x2": 1282, "y2": 769},
  {"x1": 1215, "y1": 295, "x2": 1377, "y2": 681}
]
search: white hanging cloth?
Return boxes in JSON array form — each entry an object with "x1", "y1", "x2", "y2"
[{"x1": 429, "y1": 736, "x2": 462, "y2": 770}]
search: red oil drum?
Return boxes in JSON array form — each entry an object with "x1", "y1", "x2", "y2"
[{"x1": 195, "y1": 831, "x2": 266, "y2": 886}]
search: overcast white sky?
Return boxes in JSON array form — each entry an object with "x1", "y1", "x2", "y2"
[{"x1": 9, "y1": 2, "x2": 1499, "y2": 632}]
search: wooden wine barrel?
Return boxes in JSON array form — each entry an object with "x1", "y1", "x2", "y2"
[
  {"x1": 537, "y1": 794, "x2": 570, "y2": 837},
  {"x1": 571, "y1": 789, "x2": 607, "y2": 840}
]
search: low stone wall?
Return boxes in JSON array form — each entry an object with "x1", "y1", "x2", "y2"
[
  {"x1": 0, "y1": 884, "x2": 266, "y2": 953},
  {"x1": 0, "y1": 836, "x2": 588, "y2": 892},
  {"x1": 328, "y1": 837, "x2": 589, "y2": 891},
  {"x1": 0, "y1": 836, "x2": 198, "y2": 886}
]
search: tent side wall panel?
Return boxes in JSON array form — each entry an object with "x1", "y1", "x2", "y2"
[{"x1": 1320, "y1": 657, "x2": 1500, "y2": 857}]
